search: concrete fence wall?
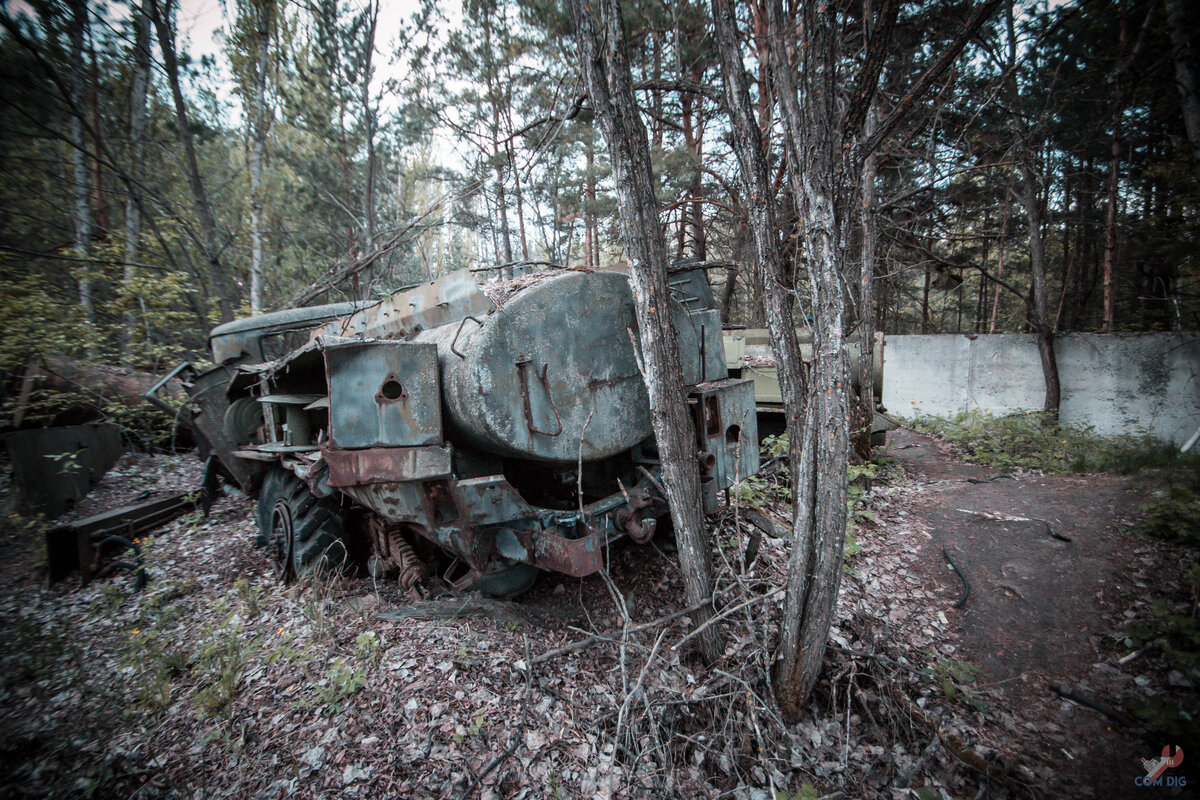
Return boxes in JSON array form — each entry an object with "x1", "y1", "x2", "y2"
[{"x1": 881, "y1": 333, "x2": 1200, "y2": 446}]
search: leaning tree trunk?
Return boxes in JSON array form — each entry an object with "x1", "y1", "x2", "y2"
[
  {"x1": 855, "y1": 98, "x2": 881, "y2": 459},
  {"x1": 764, "y1": 0, "x2": 852, "y2": 717},
  {"x1": 1006, "y1": 0, "x2": 1059, "y2": 417},
  {"x1": 1018, "y1": 154, "x2": 1061, "y2": 416},
  {"x1": 569, "y1": 0, "x2": 723, "y2": 662}
]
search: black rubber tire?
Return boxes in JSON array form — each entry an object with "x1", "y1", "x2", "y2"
[
  {"x1": 257, "y1": 466, "x2": 348, "y2": 578},
  {"x1": 255, "y1": 467, "x2": 289, "y2": 547}
]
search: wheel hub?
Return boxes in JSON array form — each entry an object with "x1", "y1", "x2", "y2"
[{"x1": 269, "y1": 499, "x2": 295, "y2": 580}]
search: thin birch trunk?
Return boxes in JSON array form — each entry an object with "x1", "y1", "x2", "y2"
[
  {"x1": 121, "y1": 4, "x2": 152, "y2": 359},
  {"x1": 70, "y1": 0, "x2": 93, "y2": 335},
  {"x1": 249, "y1": 0, "x2": 274, "y2": 314}
]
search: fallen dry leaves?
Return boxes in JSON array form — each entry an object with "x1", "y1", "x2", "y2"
[{"x1": 0, "y1": 441, "x2": 1190, "y2": 799}]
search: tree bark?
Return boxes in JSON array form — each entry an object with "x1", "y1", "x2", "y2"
[
  {"x1": 858, "y1": 100, "x2": 880, "y2": 451},
  {"x1": 1163, "y1": 0, "x2": 1200, "y2": 183},
  {"x1": 1006, "y1": 0, "x2": 1059, "y2": 416},
  {"x1": 569, "y1": 0, "x2": 723, "y2": 662},
  {"x1": 247, "y1": 0, "x2": 275, "y2": 314},
  {"x1": 764, "y1": 0, "x2": 852, "y2": 717},
  {"x1": 148, "y1": 0, "x2": 235, "y2": 323},
  {"x1": 69, "y1": 0, "x2": 93, "y2": 332},
  {"x1": 711, "y1": 0, "x2": 811, "y2": 668},
  {"x1": 120, "y1": 3, "x2": 152, "y2": 360},
  {"x1": 1100, "y1": 116, "x2": 1121, "y2": 333}
]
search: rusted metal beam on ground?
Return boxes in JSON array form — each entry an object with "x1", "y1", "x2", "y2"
[{"x1": 45, "y1": 491, "x2": 198, "y2": 584}]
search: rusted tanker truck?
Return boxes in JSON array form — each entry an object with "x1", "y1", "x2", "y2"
[{"x1": 189, "y1": 266, "x2": 758, "y2": 597}]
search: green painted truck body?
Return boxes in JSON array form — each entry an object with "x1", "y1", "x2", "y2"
[{"x1": 192, "y1": 266, "x2": 758, "y2": 595}]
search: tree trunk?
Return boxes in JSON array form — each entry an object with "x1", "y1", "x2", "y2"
[
  {"x1": 249, "y1": 0, "x2": 274, "y2": 314},
  {"x1": 989, "y1": 186, "x2": 1011, "y2": 334},
  {"x1": 1100, "y1": 118, "x2": 1121, "y2": 333},
  {"x1": 120, "y1": 3, "x2": 152, "y2": 360},
  {"x1": 1163, "y1": 0, "x2": 1200, "y2": 183},
  {"x1": 360, "y1": 0, "x2": 378, "y2": 272},
  {"x1": 148, "y1": 0, "x2": 235, "y2": 323},
  {"x1": 1007, "y1": 0, "x2": 1059, "y2": 416},
  {"x1": 858, "y1": 101, "x2": 880, "y2": 451},
  {"x1": 87, "y1": 29, "x2": 108, "y2": 235},
  {"x1": 69, "y1": 0, "x2": 93, "y2": 333},
  {"x1": 584, "y1": 142, "x2": 595, "y2": 270},
  {"x1": 764, "y1": 0, "x2": 852, "y2": 717},
  {"x1": 711, "y1": 0, "x2": 809, "y2": 600},
  {"x1": 569, "y1": 0, "x2": 723, "y2": 662}
]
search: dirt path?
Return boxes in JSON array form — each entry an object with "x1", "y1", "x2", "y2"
[{"x1": 884, "y1": 428, "x2": 1187, "y2": 796}]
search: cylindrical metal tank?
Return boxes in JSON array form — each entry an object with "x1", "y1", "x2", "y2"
[{"x1": 416, "y1": 270, "x2": 702, "y2": 463}]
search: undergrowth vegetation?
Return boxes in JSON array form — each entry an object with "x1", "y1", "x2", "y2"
[
  {"x1": 732, "y1": 433, "x2": 887, "y2": 560},
  {"x1": 909, "y1": 410, "x2": 1200, "y2": 478}
]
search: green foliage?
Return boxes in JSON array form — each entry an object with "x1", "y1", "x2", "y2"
[
  {"x1": 1126, "y1": 565, "x2": 1200, "y2": 682},
  {"x1": 910, "y1": 411, "x2": 1200, "y2": 477},
  {"x1": 1123, "y1": 564, "x2": 1200, "y2": 742},
  {"x1": 923, "y1": 656, "x2": 989, "y2": 714},
  {"x1": 776, "y1": 783, "x2": 820, "y2": 800},
  {"x1": 1133, "y1": 486, "x2": 1200, "y2": 545},
  {"x1": 191, "y1": 625, "x2": 248, "y2": 718},
  {"x1": 1128, "y1": 696, "x2": 1200, "y2": 746},
  {"x1": 733, "y1": 434, "x2": 877, "y2": 566},
  {"x1": 309, "y1": 657, "x2": 366, "y2": 713}
]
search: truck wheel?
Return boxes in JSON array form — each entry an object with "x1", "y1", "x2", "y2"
[{"x1": 258, "y1": 467, "x2": 347, "y2": 579}]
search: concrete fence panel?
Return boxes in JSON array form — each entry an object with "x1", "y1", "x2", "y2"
[{"x1": 881, "y1": 333, "x2": 1200, "y2": 445}]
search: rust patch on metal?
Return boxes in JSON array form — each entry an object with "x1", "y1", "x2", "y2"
[{"x1": 323, "y1": 445, "x2": 451, "y2": 487}]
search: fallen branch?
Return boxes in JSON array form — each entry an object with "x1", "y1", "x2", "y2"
[
  {"x1": 1049, "y1": 682, "x2": 1135, "y2": 726},
  {"x1": 893, "y1": 688, "x2": 1034, "y2": 797},
  {"x1": 942, "y1": 545, "x2": 970, "y2": 609},
  {"x1": 741, "y1": 508, "x2": 790, "y2": 540}
]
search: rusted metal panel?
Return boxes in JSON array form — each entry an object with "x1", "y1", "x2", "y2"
[
  {"x1": 691, "y1": 378, "x2": 759, "y2": 511},
  {"x1": 339, "y1": 470, "x2": 658, "y2": 580},
  {"x1": 323, "y1": 340, "x2": 442, "y2": 448},
  {"x1": 2, "y1": 423, "x2": 123, "y2": 517},
  {"x1": 323, "y1": 445, "x2": 452, "y2": 487},
  {"x1": 527, "y1": 526, "x2": 605, "y2": 577}
]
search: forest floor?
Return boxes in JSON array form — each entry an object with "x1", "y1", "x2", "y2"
[{"x1": 0, "y1": 428, "x2": 1193, "y2": 799}]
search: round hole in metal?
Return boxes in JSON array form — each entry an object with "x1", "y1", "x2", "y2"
[{"x1": 380, "y1": 379, "x2": 404, "y2": 401}]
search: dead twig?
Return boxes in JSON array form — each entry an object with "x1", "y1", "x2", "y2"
[
  {"x1": 528, "y1": 594, "x2": 719, "y2": 666},
  {"x1": 671, "y1": 586, "x2": 784, "y2": 652}
]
